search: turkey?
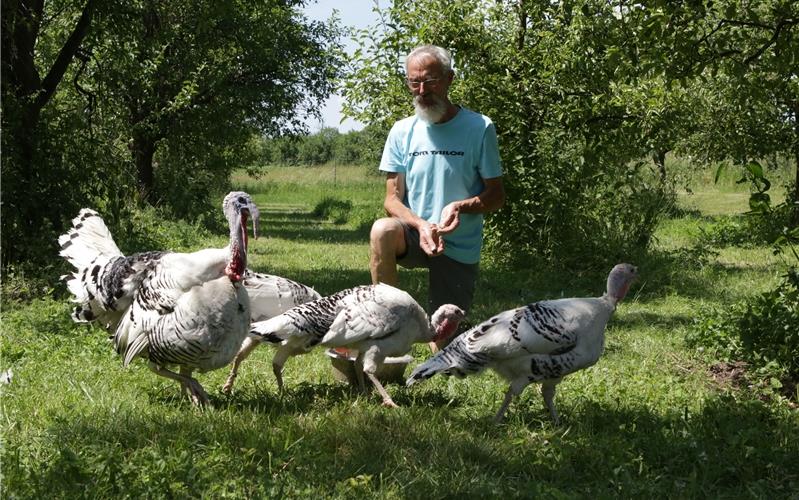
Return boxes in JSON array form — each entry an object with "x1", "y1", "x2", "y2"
[
  {"x1": 247, "y1": 283, "x2": 465, "y2": 407},
  {"x1": 58, "y1": 191, "x2": 260, "y2": 405},
  {"x1": 406, "y1": 263, "x2": 638, "y2": 424},
  {"x1": 220, "y1": 270, "x2": 321, "y2": 394}
]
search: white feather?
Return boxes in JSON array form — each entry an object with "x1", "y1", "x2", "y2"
[{"x1": 406, "y1": 263, "x2": 639, "y2": 423}]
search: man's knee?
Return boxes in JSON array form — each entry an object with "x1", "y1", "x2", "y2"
[{"x1": 370, "y1": 218, "x2": 403, "y2": 247}]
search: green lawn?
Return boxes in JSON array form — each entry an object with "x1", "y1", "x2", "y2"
[{"x1": 2, "y1": 164, "x2": 797, "y2": 498}]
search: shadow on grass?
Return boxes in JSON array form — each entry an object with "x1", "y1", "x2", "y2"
[
  {"x1": 258, "y1": 209, "x2": 372, "y2": 244},
  {"x1": 267, "y1": 224, "x2": 372, "y2": 244},
  {"x1": 21, "y1": 389, "x2": 797, "y2": 498},
  {"x1": 218, "y1": 379, "x2": 470, "y2": 416}
]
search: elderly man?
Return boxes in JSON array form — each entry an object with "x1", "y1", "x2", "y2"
[{"x1": 369, "y1": 44, "x2": 505, "y2": 350}]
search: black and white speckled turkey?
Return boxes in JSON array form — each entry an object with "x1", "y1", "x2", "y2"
[
  {"x1": 220, "y1": 270, "x2": 321, "y2": 394},
  {"x1": 58, "y1": 191, "x2": 259, "y2": 405},
  {"x1": 406, "y1": 264, "x2": 639, "y2": 423},
  {"x1": 247, "y1": 283, "x2": 465, "y2": 407}
]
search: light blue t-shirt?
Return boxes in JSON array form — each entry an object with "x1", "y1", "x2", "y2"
[{"x1": 379, "y1": 107, "x2": 503, "y2": 264}]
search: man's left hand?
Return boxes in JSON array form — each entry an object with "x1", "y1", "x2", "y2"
[{"x1": 438, "y1": 202, "x2": 460, "y2": 234}]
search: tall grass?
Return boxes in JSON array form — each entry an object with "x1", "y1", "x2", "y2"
[{"x1": 2, "y1": 164, "x2": 797, "y2": 498}]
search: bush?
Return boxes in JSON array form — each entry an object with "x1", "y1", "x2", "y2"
[
  {"x1": 2, "y1": 205, "x2": 216, "y2": 305},
  {"x1": 312, "y1": 198, "x2": 353, "y2": 224},
  {"x1": 697, "y1": 208, "x2": 792, "y2": 248},
  {"x1": 485, "y1": 150, "x2": 674, "y2": 269},
  {"x1": 688, "y1": 269, "x2": 799, "y2": 399}
]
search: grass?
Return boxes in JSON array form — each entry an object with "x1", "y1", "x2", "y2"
[{"x1": 2, "y1": 164, "x2": 798, "y2": 498}]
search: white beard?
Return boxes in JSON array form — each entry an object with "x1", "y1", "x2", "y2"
[{"x1": 414, "y1": 95, "x2": 448, "y2": 124}]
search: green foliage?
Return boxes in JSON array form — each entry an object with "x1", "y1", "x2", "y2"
[
  {"x1": 1, "y1": 264, "x2": 60, "y2": 305},
  {"x1": 114, "y1": 205, "x2": 218, "y2": 255},
  {"x1": 312, "y1": 197, "x2": 353, "y2": 224},
  {"x1": 689, "y1": 270, "x2": 799, "y2": 395},
  {"x1": 697, "y1": 211, "x2": 791, "y2": 249},
  {"x1": 646, "y1": 1, "x2": 799, "y2": 215},
  {"x1": 341, "y1": 0, "x2": 678, "y2": 268},
  {"x1": 258, "y1": 125, "x2": 386, "y2": 168},
  {"x1": 1, "y1": 73, "x2": 136, "y2": 267},
  {"x1": 1, "y1": 0, "x2": 343, "y2": 270}
]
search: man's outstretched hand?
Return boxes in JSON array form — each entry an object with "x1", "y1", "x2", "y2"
[
  {"x1": 420, "y1": 222, "x2": 445, "y2": 256},
  {"x1": 437, "y1": 202, "x2": 460, "y2": 235}
]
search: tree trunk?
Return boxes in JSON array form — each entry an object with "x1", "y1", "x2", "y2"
[
  {"x1": 516, "y1": 0, "x2": 526, "y2": 51},
  {"x1": 0, "y1": 0, "x2": 95, "y2": 264},
  {"x1": 132, "y1": 133, "x2": 156, "y2": 203},
  {"x1": 652, "y1": 149, "x2": 668, "y2": 183},
  {"x1": 793, "y1": 100, "x2": 799, "y2": 225},
  {"x1": 2, "y1": 0, "x2": 95, "y2": 188},
  {"x1": 4, "y1": 0, "x2": 95, "y2": 124},
  {"x1": 128, "y1": 2, "x2": 162, "y2": 205}
]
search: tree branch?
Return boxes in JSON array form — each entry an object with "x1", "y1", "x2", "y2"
[
  {"x1": 742, "y1": 18, "x2": 796, "y2": 65},
  {"x1": 5, "y1": 0, "x2": 46, "y2": 95},
  {"x1": 35, "y1": 0, "x2": 95, "y2": 110}
]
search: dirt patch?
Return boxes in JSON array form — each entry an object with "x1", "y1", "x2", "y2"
[
  {"x1": 709, "y1": 361, "x2": 798, "y2": 407},
  {"x1": 709, "y1": 361, "x2": 749, "y2": 390}
]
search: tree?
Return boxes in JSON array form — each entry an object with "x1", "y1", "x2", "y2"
[
  {"x1": 635, "y1": 0, "x2": 799, "y2": 219},
  {"x1": 1, "y1": 0, "x2": 98, "y2": 265},
  {"x1": 1, "y1": 0, "x2": 343, "y2": 267},
  {"x1": 297, "y1": 127, "x2": 338, "y2": 165},
  {"x1": 91, "y1": 0, "x2": 342, "y2": 204},
  {"x1": 342, "y1": 0, "x2": 674, "y2": 265}
]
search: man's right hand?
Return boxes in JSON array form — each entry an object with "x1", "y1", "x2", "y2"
[{"x1": 419, "y1": 222, "x2": 444, "y2": 256}]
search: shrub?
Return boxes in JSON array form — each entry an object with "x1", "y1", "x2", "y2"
[
  {"x1": 485, "y1": 152, "x2": 674, "y2": 269},
  {"x1": 312, "y1": 198, "x2": 353, "y2": 225},
  {"x1": 688, "y1": 269, "x2": 799, "y2": 399},
  {"x1": 697, "y1": 209, "x2": 792, "y2": 248}
]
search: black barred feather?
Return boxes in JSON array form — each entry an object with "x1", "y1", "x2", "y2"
[
  {"x1": 406, "y1": 264, "x2": 639, "y2": 423},
  {"x1": 250, "y1": 286, "x2": 370, "y2": 346},
  {"x1": 59, "y1": 192, "x2": 261, "y2": 406},
  {"x1": 237, "y1": 283, "x2": 464, "y2": 396}
]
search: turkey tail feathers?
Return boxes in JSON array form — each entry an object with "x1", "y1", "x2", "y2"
[
  {"x1": 406, "y1": 355, "x2": 449, "y2": 386},
  {"x1": 58, "y1": 209, "x2": 122, "y2": 265},
  {"x1": 59, "y1": 209, "x2": 127, "y2": 328},
  {"x1": 406, "y1": 336, "x2": 488, "y2": 386},
  {"x1": 249, "y1": 315, "x2": 294, "y2": 344}
]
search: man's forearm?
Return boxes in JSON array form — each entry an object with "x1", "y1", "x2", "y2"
[
  {"x1": 453, "y1": 179, "x2": 506, "y2": 214},
  {"x1": 384, "y1": 196, "x2": 427, "y2": 229}
]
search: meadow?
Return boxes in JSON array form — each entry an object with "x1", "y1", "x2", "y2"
[{"x1": 1, "y1": 163, "x2": 797, "y2": 498}]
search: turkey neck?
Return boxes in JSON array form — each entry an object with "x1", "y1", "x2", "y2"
[
  {"x1": 605, "y1": 272, "x2": 630, "y2": 307},
  {"x1": 225, "y1": 210, "x2": 248, "y2": 283},
  {"x1": 428, "y1": 314, "x2": 458, "y2": 343}
]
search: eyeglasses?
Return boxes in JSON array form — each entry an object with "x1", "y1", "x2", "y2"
[{"x1": 406, "y1": 77, "x2": 442, "y2": 89}]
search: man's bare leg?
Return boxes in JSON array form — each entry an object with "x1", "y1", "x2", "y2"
[{"x1": 369, "y1": 218, "x2": 405, "y2": 286}]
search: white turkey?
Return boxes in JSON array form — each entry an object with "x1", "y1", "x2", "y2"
[
  {"x1": 220, "y1": 270, "x2": 321, "y2": 394},
  {"x1": 247, "y1": 283, "x2": 465, "y2": 407},
  {"x1": 406, "y1": 263, "x2": 639, "y2": 424},
  {"x1": 58, "y1": 191, "x2": 260, "y2": 405}
]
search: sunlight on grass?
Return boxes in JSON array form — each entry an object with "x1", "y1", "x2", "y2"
[
  {"x1": 2, "y1": 164, "x2": 797, "y2": 498},
  {"x1": 677, "y1": 191, "x2": 751, "y2": 215}
]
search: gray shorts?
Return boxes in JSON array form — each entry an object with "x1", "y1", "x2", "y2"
[{"x1": 397, "y1": 222, "x2": 479, "y2": 315}]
